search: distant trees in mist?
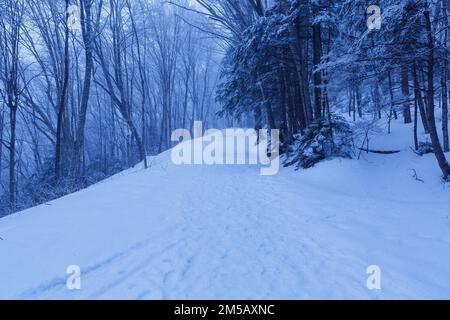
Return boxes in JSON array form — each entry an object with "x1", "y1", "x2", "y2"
[{"x1": 0, "y1": 0, "x2": 222, "y2": 215}]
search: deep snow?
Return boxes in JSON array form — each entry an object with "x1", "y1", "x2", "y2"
[{"x1": 0, "y1": 119, "x2": 449, "y2": 299}]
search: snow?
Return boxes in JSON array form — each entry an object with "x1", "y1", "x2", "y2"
[{"x1": 0, "y1": 119, "x2": 449, "y2": 299}]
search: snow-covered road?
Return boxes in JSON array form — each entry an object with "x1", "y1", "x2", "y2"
[{"x1": 1, "y1": 124, "x2": 450, "y2": 299}]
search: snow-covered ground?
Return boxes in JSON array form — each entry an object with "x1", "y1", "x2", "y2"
[{"x1": 0, "y1": 119, "x2": 449, "y2": 299}]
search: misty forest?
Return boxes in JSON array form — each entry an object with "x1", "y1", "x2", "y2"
[{"x1": 0, "y1": 0, "x2": 449, "y2": 216}]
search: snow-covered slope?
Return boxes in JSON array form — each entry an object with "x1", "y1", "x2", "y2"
[{"x1": 0, "y1": 120, "x2": 449, "y2": 299}]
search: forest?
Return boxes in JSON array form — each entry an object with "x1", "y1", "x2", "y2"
[{"x1": 0, "y1": 0, "x2": 449, "y2": 216}]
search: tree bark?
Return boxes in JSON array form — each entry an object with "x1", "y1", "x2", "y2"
[
  {"x1": 401, "y1": 64, "x2": 412, "y2": 124},
  {"x1": 312, "y1": 23, "x2": 322, "y2": 119},
  {"x1": 128, "y1": 0, "x2": 148, "y2": 168},
  {"x1": 388, "y1": 69, "x2": 395, "y2": 133},
  {"x1": 71, "y1": 0, "x2": 95, "y2": 184},
  {"x1": 442, "y1": 62, "x2": 449, "y2": 152},
  {"x1": 414, "y1": 90, "x2": 419, "y2": 150},
  {"x1": 0, "y1": 111, "x2": 3, "y2": 195},
  {"x1": 55, "y1": 0, "x2": 70, "y2": 183},
  {"x1": 9, "y1": 104, "x2": 17, "y2": 209},
  {"x1": 413, "y1": 64, "x2": 430, "y2": 133},
  {"x1": 424, "y1": 10, "x2": 450, "y2": 179}
]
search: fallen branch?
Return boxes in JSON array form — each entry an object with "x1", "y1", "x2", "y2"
[
  {"x1": 412, "y1": 169, "x2": 425, "y2": 183},
  {"x1": 410, "y1": 146, "x2": 421, "y2": 156},
  {"x1": 357, "y1": 130, "x2": 370, "y2": 160},
  {"x1": 358, "y1": 148, "x2": 401, "y2": 154}
]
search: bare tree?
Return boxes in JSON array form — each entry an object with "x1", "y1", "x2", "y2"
[
  {"x1": 55, "y1": 0, "x2": 71, "y2": 183},
  {"x1": 70, "y1": 0, "x2": 96, "y2": 184},
  {"x1": 0, "y1": 0, "x2": 25, "y2": 208},
  {"x1": 424, "y1": 8, "x2": 450, "y2": 180}
]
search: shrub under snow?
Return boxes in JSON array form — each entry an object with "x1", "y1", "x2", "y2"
[{"x1": 284, "y1": 115, "x2": 354, "y2": 169}]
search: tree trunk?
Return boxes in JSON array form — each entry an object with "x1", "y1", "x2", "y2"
[
  {"x1": 259, "y1": 83, "x2": 276, "y2": 130},
  {"x1": 424, "y1": 10, "x2": 450, "y2": 179},
  {"x1": 442, "y1": 62, "x2": 449, "y2": 152},
  {"x1": 125, "y1": 114, "x2": 146, "y2": 165},
  {"x1": 128, "y1": 0, "x2": 148, "y2": 168},
  {"x1": 356, "y1": 85, "x2": 363, "y2": 118},
  {"x1": 312, "y1": 23, "x2": 322, "y2": 119},
  {"x1": 182, "y1": 72, "x2": 189, "y2": 130},
  {"x1": 401, "y1": 64, "x2": 412, "y2": 124},
  {"x1": 286, "y1": 17, "x2": 312, "y2": 126},
  {"x1": 55, "y1": 0, "x2": 70, "y2": 183},
  {"x1": 277, "y1": 70, "x2": 290, "y2": 144},
  {"x1": 9, "y1": 105, "x2": 17, "y2": 209},
  {"x1": 0, "y1": 111, "x2": 3, "y2": 196},
  {"x1": 71, "y1": 0, "x2": 96, "y2": 185},
  {"x1": 413, "y1": 64, "x2": 430, "y2": 133},
  {"x1": 414, "y1": 91, "x2": 419, "y2": 150},
  {"x1": 388, "y1": 69, "x2": 395, "y2": 133},
  {"x1": 442, "y1": 0, "x2": 450, "y2": 152}
]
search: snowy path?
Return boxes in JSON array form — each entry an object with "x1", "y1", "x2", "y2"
[{"x1": 1, "y1": 125, "x2": 450, "y2": 299}]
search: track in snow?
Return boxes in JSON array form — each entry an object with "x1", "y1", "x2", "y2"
[{"x1": 1, "y1": 124, "x2": 450, "y2": 299}]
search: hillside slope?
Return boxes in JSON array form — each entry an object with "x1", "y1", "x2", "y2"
[{"x1": 0, "y1": 120, "x2": 449, "y2": 299}]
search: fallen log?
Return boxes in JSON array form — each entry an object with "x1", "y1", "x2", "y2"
[{"x1": 358, "y1": 148, "x2": 401, "y2": 154}]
